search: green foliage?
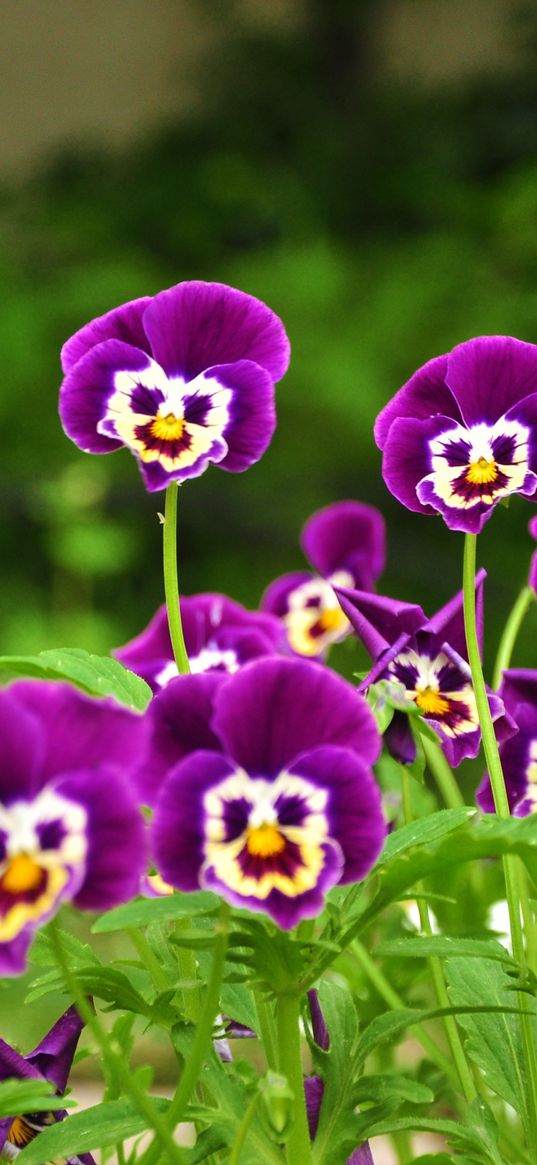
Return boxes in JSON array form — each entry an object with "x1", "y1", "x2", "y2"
[
  {"x1": 15, "y1": 1096, "x2": 171, "y2": 1164},
  {"x1": 0, "y1": 648, "x2": 151, "y2": 710}
]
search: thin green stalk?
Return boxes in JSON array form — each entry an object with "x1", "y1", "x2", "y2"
[
  {"x1": 276, "y1": 992, "x2": 312, "y2": 1165},
  {"x1": 463, "y1": 533, "x2": 537, "y2": 1142},
  {"x1": 128, "y1": 927, "x2": 169, "y2": 993},
  {"x1": 163, "y1": 482, "x2": 190, "y2": 674},
  {"x1": 400, "y1": 769, "x2": 477, "y2": 1106},
  {"x1": 255, "y1": 993, "x2": 279, "y2": 1070},
  {"x1": 138, "y1": 902, "x2": 231, "y2": 1165},
  {"x1": 492, "y1": 584, "x2": 534, "y2": 691},
  {"x1": 228, "y1": 1092, "x2": 259, "y2": 1165},
  {"x1": 421, "y1": 734, "x2": 466, "y2": 809},
  {"x1": 49, "y1": 920, "x2": 186, "y2": 1165}
]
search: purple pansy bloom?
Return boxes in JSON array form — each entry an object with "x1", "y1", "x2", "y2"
[
  {"x1": 375, "y1": 337, "x2": 537, "y2": 533},
  {"x1": 0, "y1": 1004, "x2": 95, "y2": 1163},
  {"x1": 477, "y1": 670, "x2": 537, "y2": 815},
  {"x1": 335, "y1": 572, "x2": 508, "y2": 767},
  {"x1": 0, "y1": 681, "x2": 146, "y2": 974},
  {"x1": 59, "y1": 281, "x2": 290, "y2": 491},
  {"x1": 261, "y1": 501, "x2": 386, "y2": 657},
  {"x1": 147, "y1": 658, "x2": 386, "y2": 929},
  {"x1": 115, "y1": 592, "x2": 282, "y2": 692}
]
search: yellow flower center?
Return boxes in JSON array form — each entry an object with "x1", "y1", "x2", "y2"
[
  {"x1": 415, "y1": 688, "x2": 450, "y2": 716},
  {"x1": 0, "y1": 854, "x2": 44, "y2": 894},
  {"x1": 246, "y1": 823, "x2": 286, "y2": 858},
  {"x1": 466, "y1": 456, "x2": 498, "y2": 485},
  {"x1": 7, "y1": 1116, "x2": 38, "y2": 1147},
  {"x1": 150, "y1": 412, "x2": 185, "y2": 441},
  {"x1": 319, "y1": 607, "x2": 347, "y2": 633}
]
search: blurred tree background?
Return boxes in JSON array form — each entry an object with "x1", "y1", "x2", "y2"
[{"x1": 2, "y1": 0, "x2": 537, "y2": 675}]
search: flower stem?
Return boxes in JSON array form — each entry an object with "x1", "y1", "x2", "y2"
[
  {"x1": 228, "y1": 1091, "x2": 260, "y2": 1165},
  {"x1": 492, "y1": 584, "x2": 534, "y2": 690},
  {"x1": 49, "y1": 919, "x2": 186, "y2": 1165},
  {"x1": 421, "y1": 733, "x2": 466, "y2": 809},
  {"x1": 463, "y1": 532, "x2": 537, "y2": 1141},
  {"x1": 276, "y1": 992, "x2": 312, "y2": 1165},
  {"x1": 163, "y1": 483, "x2": 190, "y2": 674}
]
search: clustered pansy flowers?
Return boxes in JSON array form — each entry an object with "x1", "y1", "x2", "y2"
[
  {"x1": 0, "y1": 681, "x2": 146, "y2": 973},
  {"x1": 376, "y1": 336, "x2": 537, "y2": 533},
  {"x1": 135, "y1": 657, "x2": 386, "y2": 929},
  {"x1": 261, "y1": 501, "x2": 385, "y2": 657},
  {"x1": 59, "y1": 281, "x2": 290, "y2": 491}
]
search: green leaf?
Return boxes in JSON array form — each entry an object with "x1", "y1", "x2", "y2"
[
  {"x1": 310, "y1": 980, "x2": 366, "y2": 1165},
  {"x1": 377, "y1": 808, "x2": 474, "y2": 868},
  {"x1": 377, "y1": 936, "x2": 516, "y2": 967},
  {"x1": 0, "y1": 1078, "x2": 73, "y2": 1118},
  {"x1": 16, "y1": 1096, "x2": 170, "y2": 1164},
  {"x1": 92, "y1": 891, "x2": 218, "y2": 932},
  {"x1": 354, "y1": 1072, "x2": 434, "y2": 1105},
  {"x1": 26, "y1": 965, "x2": 151, "y2": 1015},
  {"x1": 0, "y1": 648, "x2": 151, "y2": 711}
]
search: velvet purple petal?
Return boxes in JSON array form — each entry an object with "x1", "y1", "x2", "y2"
[
  {"x1": 529, "y1": 550, "x2": 537, "y2": 595},
  {"x1": 334, "y1": 586, "x2": 426, "y2": 661},
  {"x1": 289, "y1": 747, "x2": 386, "y2": 882},
  {"x1": 27, "y1": 1005, "x2": 84, "y2": 1093},
  {"x1": 498, "y1": 669, "x2": 537, "y2": 719},
  {"x1": 152, "y1": 752, "x2": 239, "y2": 891},
  {"x1": 305, "y1": 1075, "x2": 324, "y2": 1139},
  {"x1": 0, "y1": 690, "x2": 43, "y2": 803},
  {"x1": 261, "y1": 572, "x2": 315, "y2": 618},
  {"x1": 307, "y1": 989, "x2": 330, "y2": 1050},
  {"x1": 55, "y1": 765, "x2": 145, "y2": 910},
  {"x1": 382, "y1": 413, "x2": 459, "y2": 515},
  {"x1": 134, "y1": 673, "x2": 225, "y2": 804},
  {"x1": 61, "y1": 297, "x2": 152, "y2": 374},
  {"x1": 212, "y1": 658, "x2": 381, "y2": 777},
  {"x1": 374, "y1": 353, "x2": 456, "y2": 450},
  {"x1": 143, "y1": 281, "x2": 290, "y2": 383},
  {"x1": 426, "y1": 568, "x2": 486, "y2": 659},
  {"x1": 384, "y1": 712, "x2": 417, "y2": 765},
  {"x1": 203, "y1": 360, "x2": 276, "y2": 472},
  {"x1": 300, "y1": 501, "x2": 386, "y2": 589},
  {"x1": 0, "y1": 1040, "x2": 42, "y2": 1084},
  {"x1": 445, "y1": 336, "x2": 537, "y2": 428},
  {"x1": 59, "y1": 339, "x2": 166, "y2": 454}
]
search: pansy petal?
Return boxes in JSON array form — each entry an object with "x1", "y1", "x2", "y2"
[
  {"x1": 301, "y1": 501, "x2": 386, "y2": 588},
  {"x1": 59, "y1": 339, "x2": 168, "y2": 454},
  {"x1": 446, "y1": 336, "x2": 537, "y2": 428},
  {"x1": 55, "y1": 766, "x2": 145, "y2": 910},
  {"x1": 498, "y1": 669, "x2": 537, "y2": 719},
  {"x1": 27, "y1": 1005, "x2": 84, "y2": 1093},
  {"x1": 374, "y1": 353, "x2": 457, "y2": 450},
  {"x1": 152, "y1": 752, "x2": 239, "y2": 891},
  {"x1": 143, "y1": 281, "x2": 290, "y2": 383},
  {"x1": 426, "y1": 569, "x2": 486, "y2": 659},
  {"x1": 289, "y1": 746, "x2": 386, "y2": 882},
  {"x1": 134, "y1": 673, "x2": 224, "y2": 804},
  {"x1": 335, "y1": 586, "x2": 426, "y2": 661},
  {"x1": 261, "y1": 572, "x2": 316, "y2": 618},
  {"x1": 382, "y1": 414, "x2": 459, "y2": 515},
  {"x1": 0, "y1": 1039, "x2": 42, "y2": 1084},
  {"x1": 305, "y1": 1075, "x2": 324, "y2": 1139},
  {"x1": 61, "y1": 297, "x2": 152, "y2": 373},
  {"x1": 212, "y1": 658, "x2": 381, "y2": 776},
  {"x1": 200, "y1": 359, "x2": 275, "y2": 472},
  {"x1": 384, "y1": 711, "x2": 417, "y2": 765},
  {"x1": 0, "y1": 691, "x2": 43, "y2": 803}
]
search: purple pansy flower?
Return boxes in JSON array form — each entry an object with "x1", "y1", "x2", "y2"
[
  {"x1": 0, "y1": 1004, "x2": 95, "y2": 1163},
  {"x1": 146, "y1": 658, "x2": 386, "y2": 929},
  {"x1": 261, "y1": 501, "x2": 386, "y2": 657},
  {"x1": 375, "y1": 337, "x2": 537, "y2": 533},
  {"x1": 477, "y1": 670, "x2": 537, "y2": 815},
  {"x1": 59, "y1": 281, "x2": 290, "y2": 492},
  {"x1": 335, "y1": 573, "x2": 508, "y2": 767},
  {"x1": 115, "y1": 592, "x2": 282, "y2": 692},
  {"x1": 0, "y1": 681, "x2": 146, "y2": 974}
]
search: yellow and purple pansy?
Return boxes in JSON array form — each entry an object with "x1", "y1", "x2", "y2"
[
  {"x1": 477, "y1": 670, "x2": 537, "y2": 816},
  {"x1": 141, "y1": 658, "x2": 386, "y2": 929},
  {"x1": 59, "y1": 281, "x2": 290, "y2": 491},
  {"x1": 375, "y1": 336, "x2": 537, "y2": 533}
]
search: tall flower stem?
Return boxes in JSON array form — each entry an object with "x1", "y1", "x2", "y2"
[
  {"x1": 421, "y1": 734, "x2": 466, "y2": 809},
  {"x1": 463, "y1": 532, "x2": 537, "y2": 1142},
  {"x1": 276, "y1": 992, "x2": 312, "y2": 1165},
  {"x1": 492, "y1": 584, "x2": 534, "y2": 690},
  {"x1": 163, "y1": 483, "x2": 190, "y2": 674}
]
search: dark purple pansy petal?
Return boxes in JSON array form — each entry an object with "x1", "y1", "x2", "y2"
[
  {"x1": 300, "y1": 501, "x2": 386, "y2": 589},
  {"x1": 426, "y1": 569, "x2": 486, "y2": 660},
  {"x1": 374, "y1": 353, "x2": 456, "y2": 450},
  {"x1": 498, "y1": 669, "x2": 537, "y2": 720},
  {"x1": 0, "y1": 929, "x2": 38, "y2": 977},
  {"x1": 384, "y1": 711, "x2": 417, "y2": 765},
  {"x1": 529, "y1": 550, "x2": 537, "y2": 595},
  {"x1": 59, "y1": 339, "x2": 165, "y2": 455},
  {"x1": 335, "y1": 586, "x2": 426, "y2": 661},
  {"x1": 290, "y1": 746, "x2": 386, "y2": 882},
  {"x1": 476, "y1": 707, "x2": 537, "y2": 815},
  {"x1": 27, "y1": 1005, "x2": 84, "y2": 1094},
  {"x1": 134, "y1": 673, "x2": 225, "y2": 804},
  {"x1": 143, "y1": 281, "x2": 290, "y2": 383},
  {"x1": 382, "y1": 413, "x2": 460, "y2": 516},
  {"x1": 446, "y1": 336, "x2": 537, "y2": 428},
  {"x1": 348, "y1": 1145, "x2": 375, "y2": 1165},
  {"x1": 529, "y1": 515, "x2": 537, "y2": 541},
  {"x1": 61, "y1": 297, "x2": 152, "y2": 374},
  {"x1": 305, "y1": 1075, "x2": 324, "y2": 1139},
  {"x1": 152, "y1": 752, "x2": 239, "y2": 892},
  {"x1": 0, "y1": 1040, "x2": 42, "y2": 1084},
  {"x1": 212, "y1": 658, "x2": 381, "y2": 777},
  {"x1": 261, "y1": 572, "x2": 315, "y2": 618},
  {"x1": 55, "y1": 766, "x2": 145, "y2": 910},
  {"x1": 0, "y1": 691, "x2": 43, "y2": 803},
  {"x1": 203, "y1": 360, "x2": 276, "y2": 472},
  {"x1": 307, "y1": 989, "x2": 330, "y2": 1050}
]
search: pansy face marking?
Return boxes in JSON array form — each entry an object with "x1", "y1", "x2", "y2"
[
  {"x1": 202, "y1": 769, "x2": 335, "y2": 901},
  {"x1": 0, "y1": 791, "x2": 87, "y2": 942},
  {"x1": 387, "y1": 646, "x2": 479, "y2": 739},
  {"x1": 285, "y1": 572, "x2": 353, "y2": 656},
  {"x1": 418, "y1": 419, "x2": 531, "y2": 514},
  {"x1": 97, "y1": 368, "x2": 232, "y2": 477}
]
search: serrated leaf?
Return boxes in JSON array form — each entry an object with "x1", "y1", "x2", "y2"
[
  {"x1": 377, "y1": 809, "x2": 474, "y2": 868},
  {"x1": 377, "y1": 936, "x2": 515, "y2": 967},
  {"x1": 354, "y1": 1072, "x2": 434, "y2": 1105},
  {"x1": 92, "y1": 891, "x2": 218, "y2": 932},
  {"x1": 27, "y1": 965, "x2": 150, "y2": 1015},
  {"x1": 0, "y1": 649, "x2": 151, "y2": 711},
  {"x1": 16, "y1": 1096, "x2": 170, "y2": 1164}
]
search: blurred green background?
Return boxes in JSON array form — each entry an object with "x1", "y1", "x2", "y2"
[{"x1": 2, "y1": 0, "x2": 537, "y2": 677}]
